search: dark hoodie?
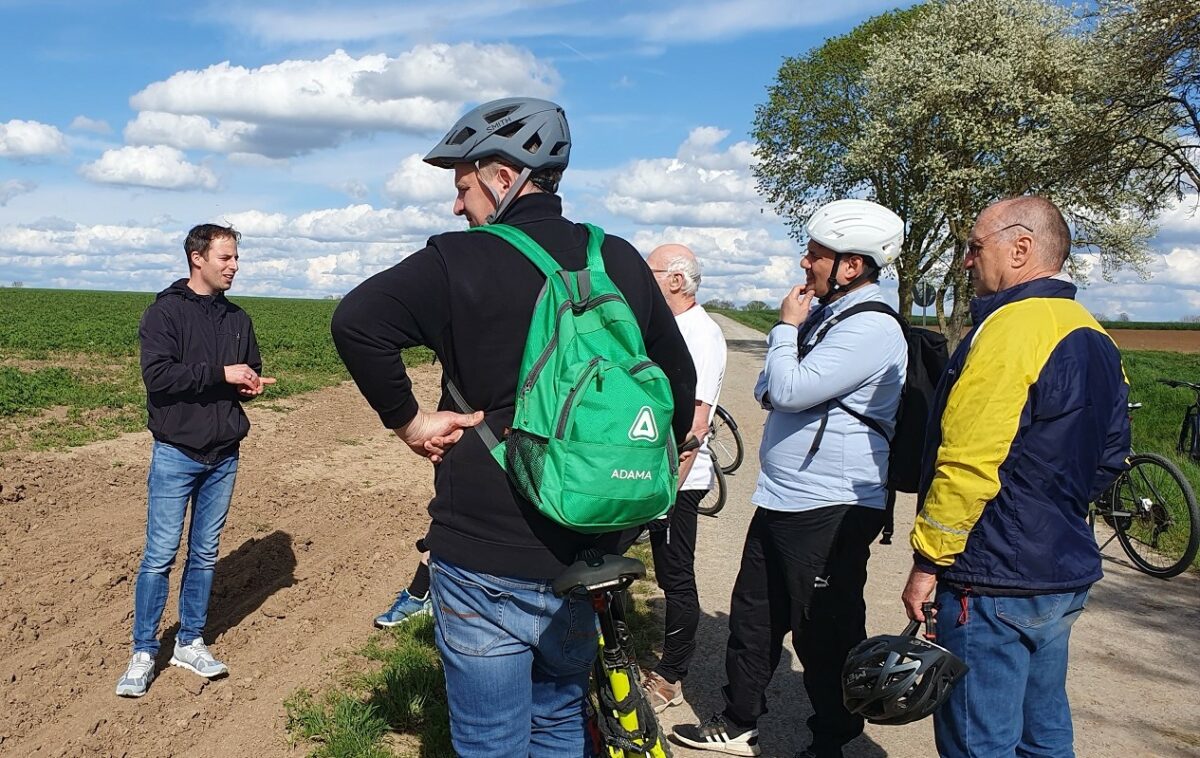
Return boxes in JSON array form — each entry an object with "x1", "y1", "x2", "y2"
[
  {"x1": 331, "y1": 193, "x2": 697, "y2": 579},
  {"x1": 139, "y1": 278, "x2": 261, "y2": 463}
]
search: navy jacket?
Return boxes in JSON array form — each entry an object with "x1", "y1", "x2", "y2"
[
  {"x1": 139, "y1": 279, "x2": 261, "y2": 463},
  {"x1": 912, "y1": 278, "x2": 1130, "y2": 593}
]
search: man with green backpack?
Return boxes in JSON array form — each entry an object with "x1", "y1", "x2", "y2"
[{"x1": 331, "y1": 97, "x2": 697, "y2": 757}]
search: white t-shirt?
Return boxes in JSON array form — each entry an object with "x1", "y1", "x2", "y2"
[{"x1": 676, "y1": 304, "x2": 728, "y2": 491}]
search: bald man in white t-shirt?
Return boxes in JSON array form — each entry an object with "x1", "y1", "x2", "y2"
[{"x1": 641, "y1": 243, "x2": 728, "y2": 713}]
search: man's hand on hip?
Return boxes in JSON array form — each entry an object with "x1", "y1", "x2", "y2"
[
  {"x1": 901, "y1": 563, "x2": 938, "y2": 621},
  {"x1": 396, "y1": 409, "x2": 485, "y2": 463}
]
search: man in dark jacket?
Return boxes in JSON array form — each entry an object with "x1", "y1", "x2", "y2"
[
  {"x1": 115, "y1": 224, "x2": 274, "y2": 698},
  {"x1": 331, "y1": 98, "x2": 696, "y2": 756},
  {"x1": 901, "y1": 196, "x2": 1130, "y2": 757}
]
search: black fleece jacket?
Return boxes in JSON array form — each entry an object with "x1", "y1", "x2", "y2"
[
  {"x1": 139, "y1": 279, "x2": 261, "y2": 463},
  {"x1": 331, "y1": 193, "x2": 697, "y2": 579}
]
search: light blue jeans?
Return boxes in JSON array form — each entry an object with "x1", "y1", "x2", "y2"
[
  {"x1": 933, "y1": 585, "x2": 1089, "y2": 758},
  {"x1": 429, "y1": 556, "x2": 598, "y2": 757},
  {"x1": 132, "y1": 441, "x2": 238, "y2": 655}
]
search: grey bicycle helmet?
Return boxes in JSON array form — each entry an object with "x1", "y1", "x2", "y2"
[
  {"x1": 841, "y1": 620, "x2": 968, "y2": 726},
  {"x1": 423, "y1": 97, "x2": 571, "y2": 171}
]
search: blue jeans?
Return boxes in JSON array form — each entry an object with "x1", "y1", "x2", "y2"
[
  {"x1": 933, "y1": 585, "x2": 1089, "y2": 758},
  {"x1": 132, "y1": 441, "x2": 238, "y2": 655},
  {"x1": 429, "y1": 557, "x2": 598, "y2": 757}
]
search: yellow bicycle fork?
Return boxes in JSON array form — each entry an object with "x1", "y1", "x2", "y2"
[{"x1": 591, "y1": 595, "x2": 672, "y2": 758}]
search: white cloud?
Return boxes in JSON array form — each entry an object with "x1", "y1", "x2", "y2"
[
  {"x1": 125, "y1": 44, "x2": 559, "y2": 158},
  {"x1": 220, "y1": 210, "x2": 289, "y2": 236},
  {"x1": 69, "y1": 115, "x2": 112, "y2": 134},
  {"x1": 79, "y1": 145, "x2": 219, "y2": 191},
  {"x1": 0, "y1": 222, "x2": 177, "y2": 256},
  {"x1": 289, "y1": 204, "x2": 449, "y2": 242},
  {"x1": 1157, "y1": 195, "x2": 1200, "y2": 235},
  {"x1": 1162, "y1": 245, "x2": 1200, "y2": 286},
  {"x1": 355, "y1": 43, "x2": 559, "y2": 102},
  {"x1": 384, "y1": 154, "x2": 450, "y2": 204},
  {"x1": 125, "y1": 112, "x2": 257, "y2": 153},
  {"x1": 0, "y1": 119, "x2": 68, "y2": 157},
  {"x1": 0, "y1": 179, "x2": 36, "y2": 206},
  {"x1": 603, "y1": 126, "x2": 766, "y2": 227}
]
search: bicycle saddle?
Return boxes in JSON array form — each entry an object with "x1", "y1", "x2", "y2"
[{"x1": 552, "y1": 552, "x2": 646, "y2": 597}]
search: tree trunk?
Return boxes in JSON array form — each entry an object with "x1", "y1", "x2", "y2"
[{"x1": 937, "y1": 221, "x2": 971, "y2": 351}]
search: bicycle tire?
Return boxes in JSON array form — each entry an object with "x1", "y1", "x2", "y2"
[
  {"x1": 709, "y1": 405, "x2": 745, "y2": 475},
  {"x1": 1111, "y1": 452, "x2": 1200, "y2": 578},
  {"x1": 696, "y1": 466, "x2": 728, "y2": 517}
]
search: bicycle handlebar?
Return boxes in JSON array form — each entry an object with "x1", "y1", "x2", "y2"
[{"x1": 1158, "y1": 378, "x2": 1200, "y2": 391}]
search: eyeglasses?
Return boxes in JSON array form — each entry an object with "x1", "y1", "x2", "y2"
[
  {"x1": 649, "y1": 269, "x2": 680, "y2": 276},
  {"x1": 966, "y1": 222, "x2": 1031, "y2": 257}
]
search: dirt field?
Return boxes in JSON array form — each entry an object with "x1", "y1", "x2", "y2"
[
  {"x1": 0, "y1": 367, "x2": 443, "y2": 757},
  {"x1": 1108, "y1": 329, "x2": 1200, "y2": 353},
  {"x1": 1, "y1": 320, "x2": 1198, "y2": 757}
]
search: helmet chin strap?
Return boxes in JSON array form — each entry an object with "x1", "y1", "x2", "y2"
[
  {"x1": 482, "y1": 165, "x2": 533, "y2": 225},
  {"x1": 819, "y1": 253, "x2": 875, "y2": 304}
]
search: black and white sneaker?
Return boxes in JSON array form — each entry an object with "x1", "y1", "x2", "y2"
[{"x1": 672, "y1": 713, "x2": 761, "y2": 756}]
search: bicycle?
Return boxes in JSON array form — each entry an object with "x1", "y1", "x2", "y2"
[
  {"x1": 695, "y1": 464, "x2": 728, "y2": 517},
  {"x1": 553, "y1": 551, "x2": 672, "y2": 757},
  {"x1": 708, "y1": 405, "x2": 744, "y2": 475},
  {"x1": 1159, "y1": 378, "x2": 1200, "y2": 461},
  {"x1": 1090, "y1": 402, "x2": 1200, "y2": 578}
]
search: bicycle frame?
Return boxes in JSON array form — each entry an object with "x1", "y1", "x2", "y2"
[
  {"x1": 555, "y1": 553, "x2": 671, "y2": 758},
  {"x1": 1159, "y1": 378, "x2": 1200, "y2": 461},
  {"x1": 588, "y1": 588, "x2": 670, "y2": 758}
]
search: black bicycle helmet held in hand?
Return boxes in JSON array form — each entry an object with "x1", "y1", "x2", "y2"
[
  {"x1": 423, "y1": 97, "x2": 570, "y2": 171},
  {"x1": 842, "y1": 618, "x2": 968, "y2": 726}
]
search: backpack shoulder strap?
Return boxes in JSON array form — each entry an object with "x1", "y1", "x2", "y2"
[
  {"x1": 471, "y1": 223, "x2": 562, "y2": 279},
  {"x1": 805, "y1": 299, "x2": 902, "y2": 454},
  {"x1": 835, "y1": 301, "x2": 906, "y2": 332},
  {"x1": 581, "y1": 223, "x2": 607, "y2": 274}
]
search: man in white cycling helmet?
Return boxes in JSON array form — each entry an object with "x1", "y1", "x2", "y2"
[{"x1": 675, "y1": 200, "x2": 907, "y2": 758}]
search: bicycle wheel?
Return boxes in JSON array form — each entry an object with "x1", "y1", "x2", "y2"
[
  {"x1": 709, "y1": 406, "x2": 744, "y2": 475},
  {"x1": 1111, "y1": 453, "x2": 1200, "y2": 578},
  {"x1": 696, "y1": 466, "x2": 727, "y2": 517}
]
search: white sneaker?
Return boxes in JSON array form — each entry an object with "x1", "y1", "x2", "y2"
[
  {"x1": 672, "y1": 713, "x2": 761, "y2": 756},
  {"x1": 115, "y1": 651, "x2": 155, "y2": 697},
  {"x1": 169, "y1": 638, "x2": 229, "y2": 678}
]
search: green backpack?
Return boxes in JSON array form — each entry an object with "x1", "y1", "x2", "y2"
[{"x1": 456, "y1": 222, "x2": 678, "y2": 533}]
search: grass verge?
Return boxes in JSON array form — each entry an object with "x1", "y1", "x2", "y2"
[{"x1": 285, "y1": 546, "x2": 665, "y2": 757}]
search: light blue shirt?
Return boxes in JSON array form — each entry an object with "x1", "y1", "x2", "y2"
[{"x1": 752, "y1": 283, "x2": 906, "y2": 512}]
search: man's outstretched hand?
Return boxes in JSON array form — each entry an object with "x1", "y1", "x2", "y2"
[
  {"x1": 224, "y1": 364, "x2": 276, "y2": 397},
  {"x1": 396, "y1": 409, "x2": 485, "y2": 463}
]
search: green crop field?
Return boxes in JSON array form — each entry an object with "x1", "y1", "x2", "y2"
[{"x1": 0, "y1": 288, "x2": 433, "y2": 450}]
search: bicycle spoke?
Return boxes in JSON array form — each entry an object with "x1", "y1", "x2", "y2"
[{"x1": 1114, "y1": 455, "x2": 1198, "y2": 576}]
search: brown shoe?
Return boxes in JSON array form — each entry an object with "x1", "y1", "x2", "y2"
[{"x1": 641, "y1": 669, "x2": 684, "y2": 713}]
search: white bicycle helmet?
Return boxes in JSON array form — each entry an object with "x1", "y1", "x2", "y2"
[{"x1": 805, "y1": 199, "x2": 904, "y2": 268}]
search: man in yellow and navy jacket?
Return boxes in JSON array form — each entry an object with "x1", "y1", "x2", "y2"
[{"x1": 901, "y1": 196, "x2": 1130, "y2": 758}]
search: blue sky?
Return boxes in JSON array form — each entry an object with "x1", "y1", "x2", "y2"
[{"x1": 1, "y1": 0, "x2": 1197, "y2": 320}]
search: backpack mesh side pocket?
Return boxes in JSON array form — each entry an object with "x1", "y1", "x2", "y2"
[{"x1": 505, "y1": 429, "x2": 548, "y2": 506}]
